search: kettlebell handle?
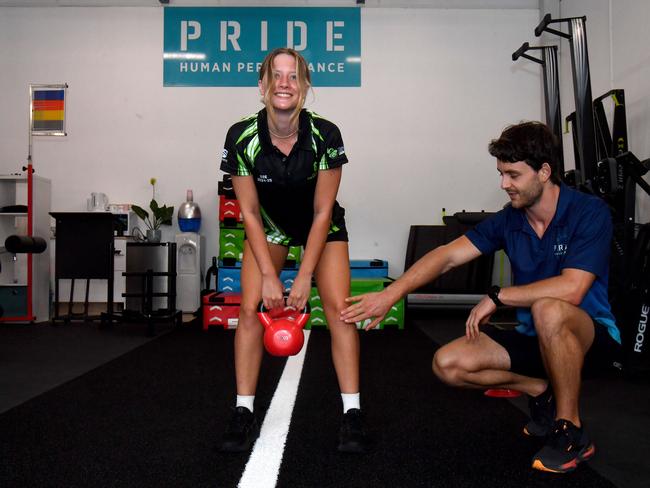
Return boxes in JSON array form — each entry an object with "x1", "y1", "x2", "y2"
[{"x1": 257, "y1": 296, "x2": 311, "y2": 328}]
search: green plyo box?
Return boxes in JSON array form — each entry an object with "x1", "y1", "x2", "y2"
[
  {"x1": 307, "y1": 287, "x2": 328, "y2": 329},
  {"x1": 219, "y1": 226, "x2": 244, "y2": 262},
  {"x1": 305, "y1": 278, "x2": 404, "y2": 330}
]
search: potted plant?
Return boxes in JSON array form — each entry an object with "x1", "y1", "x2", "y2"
[{"x1": 131, "y1": 178, "x2": 174, "y2": 243}]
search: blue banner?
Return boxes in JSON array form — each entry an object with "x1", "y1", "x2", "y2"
[{"x1": 163, "y1": 7, "x2": 361, "y2": 87}]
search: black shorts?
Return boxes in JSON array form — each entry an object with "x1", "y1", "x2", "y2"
[
  {"x1": 254, "y1": 206, "x2": 349, "y2": 247},
  {"x1": 245, "y1": 218, "x2": 349, "y2": 248},
  {"x1": 483, "y1": 319, "x2": 621, "y2": 379},
  {"x1": 268, "y1": 224, "x2": 348, "y2": 248},
  {"x1": 284, "y1": 217, "x2": 349, "y2": 247}
]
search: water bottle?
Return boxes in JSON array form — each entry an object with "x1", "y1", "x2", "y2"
[{"x1": 178, "y1": 189, "x2": 202, "y2": 232}]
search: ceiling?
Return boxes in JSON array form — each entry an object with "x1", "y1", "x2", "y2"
[{"x1": 0, "y1": 0, "x2": 539, "y2": 9}]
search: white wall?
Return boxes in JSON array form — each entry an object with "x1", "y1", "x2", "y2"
[
  {"x1": 557, "y1": 0, "x2": 650, "y2": 223},
  {"x1": 0, "y1": 6, "x2": 542, "y2": 277}
]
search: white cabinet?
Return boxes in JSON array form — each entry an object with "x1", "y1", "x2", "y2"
[{"x1": 0, "y1": 174, "x2": 51, "y2": 322}]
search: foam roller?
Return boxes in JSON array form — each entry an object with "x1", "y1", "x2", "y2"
[{"x1": 4, "y1": 235, "x2": 47, "y2": 254}]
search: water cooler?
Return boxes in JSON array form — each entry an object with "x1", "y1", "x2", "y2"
[{"x1": 175, "y1": 232, "x2": 205, "y2": 312}]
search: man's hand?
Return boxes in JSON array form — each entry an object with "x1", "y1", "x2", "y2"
[
  {"x1": 341, "y1": 291, "x2": 391, "y2": 331},
  {"x1": 465, "y1": 295, "x2": 497, "y2": 340}
]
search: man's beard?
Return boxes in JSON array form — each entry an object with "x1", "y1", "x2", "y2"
[{"x1": 511, "y1": 180, "x2": 543, "y2": 209}]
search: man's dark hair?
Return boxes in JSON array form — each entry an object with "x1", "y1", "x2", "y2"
[{"x1": 488, "y1": 121, "x2": 561, "y2": 184}]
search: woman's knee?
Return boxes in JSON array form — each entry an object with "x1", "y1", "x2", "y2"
[
  {"x1": 321, "y1": 299, "x2": 349, "y2": 328},
  {"x1": 238, "y1": 304, "x2": 263, "y2": 331}
]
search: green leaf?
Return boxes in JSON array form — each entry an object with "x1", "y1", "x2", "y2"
[
  {"x1": 131, "y1": 204, "x2": 149, "y2": 221},
  {"x1": 159, "y1": 205, "x2": 174, "y2": 226}
]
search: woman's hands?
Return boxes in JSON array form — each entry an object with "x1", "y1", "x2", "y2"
[
  {"x1": 261, "y1": 272, "x2": 311, "y2": 312},
  {"x1": 261, "y1": 274, "x2": 285, "y2": 311},
  {"x1": 287, "y1": 273, "x2": 312, "y2": 311}
]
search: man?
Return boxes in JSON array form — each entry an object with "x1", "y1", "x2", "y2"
[{"x1": 341, "y1": 121, "x2": 621, "y2": 473}]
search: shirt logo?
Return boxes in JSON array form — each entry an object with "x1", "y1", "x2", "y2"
[
  {"x1": 257, "y1": 174, "x2": 273, "y2": 183},
  {"x1": 554, "y1": 243, "x2": 568, "y2": 256},
  {"x1": 221, "y1": 148, "x2": 228, "y2": 161}
]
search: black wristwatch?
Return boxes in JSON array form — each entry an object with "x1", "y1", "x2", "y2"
[{"x1": 487, "y1": 285, "x2": 504, "y2": 307}]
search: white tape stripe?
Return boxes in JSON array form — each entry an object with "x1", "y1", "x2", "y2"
[{"x1": 237, "y1": 330, "x2": 310, "y2": 488}]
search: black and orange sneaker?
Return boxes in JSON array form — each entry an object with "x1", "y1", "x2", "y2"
[
  {"x1": 220, "y1": 406, "x2": 260, "y2": 452},
  {"x1": 524, "y1": 386, "x2": 555, "y2": 437},
  {"x1": 531, "y1": 419, "x2": 596, "y2": 473}
]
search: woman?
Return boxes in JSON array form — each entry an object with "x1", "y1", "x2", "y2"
[{"x1": 219, "y1": 48, "x2": 368, "y2": 453}]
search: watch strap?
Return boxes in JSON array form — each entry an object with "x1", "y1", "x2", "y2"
[{"x1": 488, "y1": 285, "x2": 503, "y2": 307}]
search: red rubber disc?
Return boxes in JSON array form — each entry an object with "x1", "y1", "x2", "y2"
[{"x1": 484, "y1": 388, "x2": 522, "y2": 398}]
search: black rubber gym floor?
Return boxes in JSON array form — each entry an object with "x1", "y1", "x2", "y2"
[{"x1": 0, "y1": 317, "x2": 647, "y2": 487}]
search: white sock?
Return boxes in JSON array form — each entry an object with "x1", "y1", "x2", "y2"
[
  {"x1": 341, "y1": 392, "x2": 360, "y2": 413},
  {"x1": 236, "y1": 395, "x2": 255, "y2": 412}
]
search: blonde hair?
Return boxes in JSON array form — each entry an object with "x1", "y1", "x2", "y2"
[{"x1": 259, "y1": 47, "x2": 311, "y2": 126}]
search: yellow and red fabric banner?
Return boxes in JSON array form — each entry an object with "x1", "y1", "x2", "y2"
[{"x1": 32, "y1": 88, "x2": 65, "y2": 134}]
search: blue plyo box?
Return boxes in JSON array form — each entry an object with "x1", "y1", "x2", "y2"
[
  {"x1": 349, "y1": 259, "x2": 388, "y2": 278},
  {"x1": 217, "y1": 260, "x2": 298, "y2": 293},
  {"x1": 217, "y1": 261, "x2": 241, "y2": 292},
  {"x1": 216, "y1": 259, "x2": 388, "y2": 292}
]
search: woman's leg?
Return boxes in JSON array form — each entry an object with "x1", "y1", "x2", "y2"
[
  {"x1": 234, "y1": 240, "x2": 288, "y2": 395},
  {"x1": 313, "y1": 241, "x2": 358, "y2": 394},
  {"x1": 222, "y1": 240, "x2": 288, "y2": 452},
  {"x1": 314, "y1": 241, "x2": 369, "y2": 452}
]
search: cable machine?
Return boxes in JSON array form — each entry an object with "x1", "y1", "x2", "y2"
[
  {"x1": 535, "y1": 14, "x2": 597, "y2": 191},
  {"x1": 512, "y1": 42, "x2": 564, "y2": 179},
  {"x1": 523, "y1": 14, "x2": 650, "y2": 375}
]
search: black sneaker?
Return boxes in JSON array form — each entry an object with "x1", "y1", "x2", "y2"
[
  {"x1": 220, "y1": 406, "x2": 260, "y2": 452},
  {"x1": 531, "y1": 419, "x2": 596, "y2": 473},
  {"x1": 338, "y1": 408, "x2": 369, "y2": 453},
  {"x1": 524, "y1": 387, "x2": 555, "y2": 437}
]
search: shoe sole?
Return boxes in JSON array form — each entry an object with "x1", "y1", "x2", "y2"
[
  {"x1": 531, "y1": 443, "x2": 596, "y2": 473},
  {"x1": 220, "y1": 442, "x2": 253, "y2": 453},
  {"x1": 337, "y1": 437, "x2": 369, "y2": 453},
  {"x1": 523, "y1": 416, "x2": 554, "y2": 438},
  {"x1": 337, "y1": 443, "x2": 367, "y2": 453},
  {"x1": 220, "y1": 425, "x2": 260, "y2": 453},
  {"x1": 523, "y1": 425, "x2": 548, "y2": 437}
]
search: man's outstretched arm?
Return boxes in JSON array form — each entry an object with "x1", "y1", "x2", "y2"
[{"x1": 340, "y1": 235, "x2": 482, "y2": 330}]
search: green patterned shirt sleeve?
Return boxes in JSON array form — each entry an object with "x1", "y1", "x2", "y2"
[
  {"x1": 221, "y1": 115, "x2": 259, "y2": 176},
  {"x1": 308, "y1": 110, "x2": 348, "y2": 171}
]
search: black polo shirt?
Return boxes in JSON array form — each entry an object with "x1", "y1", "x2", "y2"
[{"x1": 220, "y1": 108, "x2": 348, "y2": 246}]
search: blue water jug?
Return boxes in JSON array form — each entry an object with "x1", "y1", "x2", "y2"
[{"x1": 178, "y1": 189, "x2": 201, "y2": 232}]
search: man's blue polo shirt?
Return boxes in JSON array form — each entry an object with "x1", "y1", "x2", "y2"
[{"x1": 465, "y1": 183, "x2": 620, "y2": 343}]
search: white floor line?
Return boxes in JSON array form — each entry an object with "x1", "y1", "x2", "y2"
[{"x1": 237, "y1": 330, "x2": 311, "y2": 488}]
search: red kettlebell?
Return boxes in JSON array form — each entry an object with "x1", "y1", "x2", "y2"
[{"x1": 257, "y1": 299, "x2": 311, "y2": 357}]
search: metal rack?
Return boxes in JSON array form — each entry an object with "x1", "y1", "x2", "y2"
[{"x1": 0, "y1": 168, "x2": 51, "y2": 323}]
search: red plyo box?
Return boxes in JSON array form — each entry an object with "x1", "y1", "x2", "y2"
[
  {"x1": 203, "y1": 292, "x2": 241, "y2": 330},
  {"x1": 219, "y1": 195, "x2": 242, "y2": 222}
]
